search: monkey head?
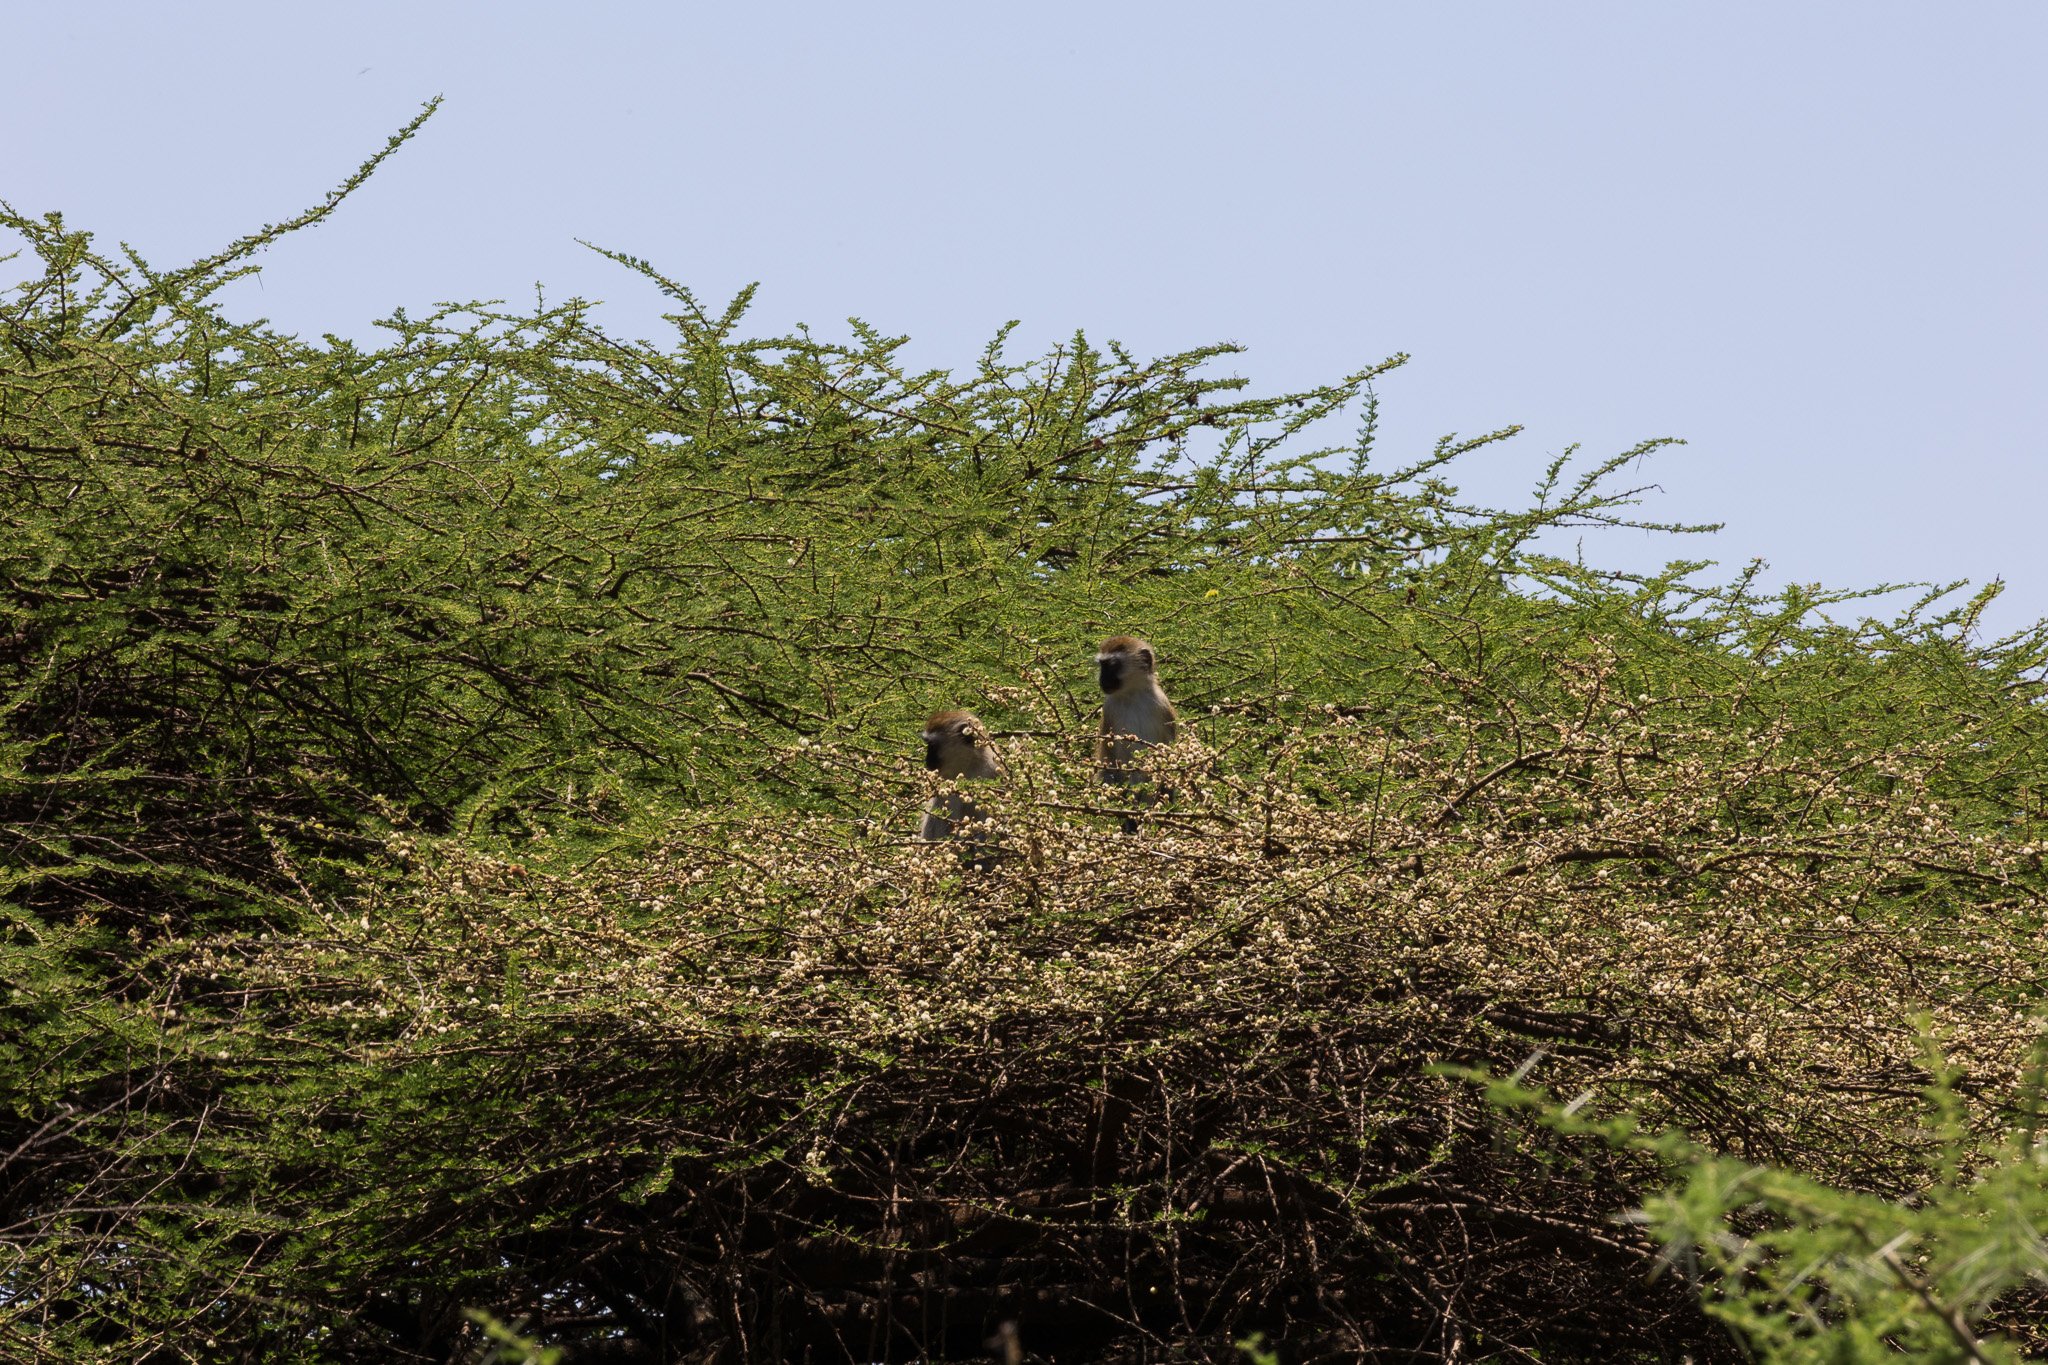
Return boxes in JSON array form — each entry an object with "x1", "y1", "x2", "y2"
[
  {"x1": 922, "y1": 709, "x2": 993, "y2": 776},
  {"x1": 1096, "y1": 636, "x2": 1157, "y2": 695}
]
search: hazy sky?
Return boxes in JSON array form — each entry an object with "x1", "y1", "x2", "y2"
[{"x1": 8, "y1": 3, "x2": 2043, "y2": 634}]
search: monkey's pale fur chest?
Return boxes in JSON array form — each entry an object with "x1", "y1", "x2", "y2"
[
  {"x1": 920, "y1": 788, "x2": 987, "y2": 842},
  {"x1": 1098, "y1": 684, "x2": 1177, "y2": 785}
]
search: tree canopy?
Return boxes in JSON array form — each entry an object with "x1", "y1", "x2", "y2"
[{"x1": 5, "y1": 125, "x2": 2047, "y2": 1362}]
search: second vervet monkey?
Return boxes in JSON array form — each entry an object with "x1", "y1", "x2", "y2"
[{"x1": 920, "y1": 709, "x2": 1004, "y2": 866}]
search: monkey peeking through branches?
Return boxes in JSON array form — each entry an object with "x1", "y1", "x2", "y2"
[{"x1": 919, "y1": 708, "x2": 1005, "y2": 869}]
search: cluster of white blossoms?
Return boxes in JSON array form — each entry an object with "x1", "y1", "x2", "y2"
[{"x1": 209, "y1": 664, "x2": 2048, "y2": 1189}]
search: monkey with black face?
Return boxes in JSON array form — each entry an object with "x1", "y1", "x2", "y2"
[
  {"x1": 919, "y1": 709, "x2": 1005, "y2": 866},
  {"x1": 1095, "y1": 636, "x2": 1178, "y2": 829}
]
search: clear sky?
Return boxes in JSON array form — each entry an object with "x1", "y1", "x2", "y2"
[{"x1": 7, "y1": 3, "x2": 2043, "y2": 634}]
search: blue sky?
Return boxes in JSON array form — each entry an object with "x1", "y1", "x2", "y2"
[{"x1": 7, "y1": 3, "x2": 2043, "y2": 633}]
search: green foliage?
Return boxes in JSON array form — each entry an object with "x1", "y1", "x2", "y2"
[
  {"x1": 4, "y1": 130, "x2": 2047, "y2": 1361},
  {"x1": 467, "y1": 1311, "x2": 565, "y2": 1365},
  {"x1": 1471, "y1": 1035, "x2": 2048, "y2": 1363},
  {"x1": 1237, "y1": 1332, "x2": 1284, "y2": 1365}
]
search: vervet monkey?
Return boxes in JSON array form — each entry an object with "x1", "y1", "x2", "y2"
[
  {"x1": 1095, "y1": 636, "x2": 1177, "y2": 828},
  {"x1": 919, "y1": 709, "x2": 1004, "y2": 865}
]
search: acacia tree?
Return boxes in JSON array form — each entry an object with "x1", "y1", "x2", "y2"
[{"x1": 4, "y1": 124, "x2": 2046, "y2": 1362}]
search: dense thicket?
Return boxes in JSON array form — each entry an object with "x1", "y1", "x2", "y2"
[{"x1": 5, "y1": 135, "x2": 2048, "y2": 1362}]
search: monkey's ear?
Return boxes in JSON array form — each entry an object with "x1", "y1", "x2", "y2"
[{"x1": 1139, "y1": 647, "x2": 1155, "y2": 669}]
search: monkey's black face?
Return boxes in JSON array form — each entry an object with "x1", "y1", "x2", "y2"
[
  {"x1": 1097, "y1": 658, "x2": 1125, "y2": 694},
  {"x1": 923, "y1": 740, "x2": 942, "y2": 770}
]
